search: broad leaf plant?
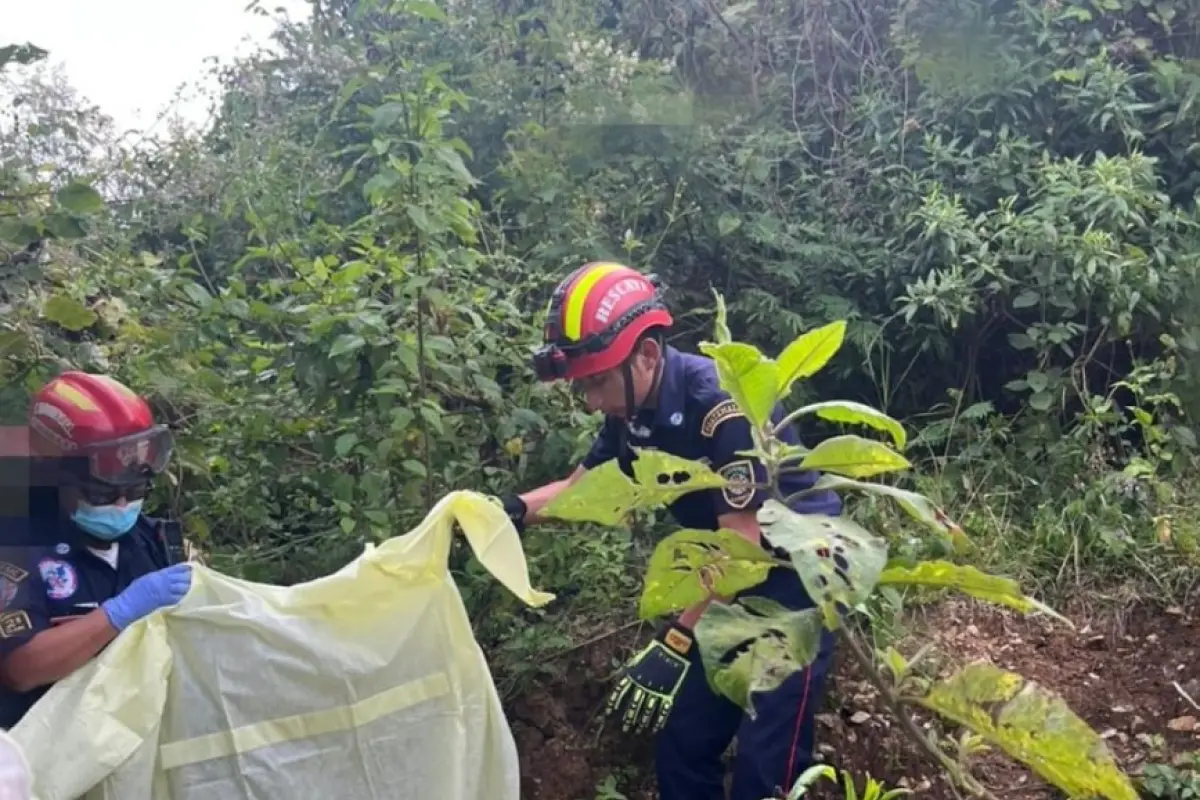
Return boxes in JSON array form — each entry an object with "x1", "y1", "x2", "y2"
[{"x1": 540, "y1": 293, "x2": 1139, "y2": 800}]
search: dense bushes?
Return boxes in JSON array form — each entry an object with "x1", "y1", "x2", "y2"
[{"x1": 3, "y1": 0, "x2": 1199, "y2": 606}]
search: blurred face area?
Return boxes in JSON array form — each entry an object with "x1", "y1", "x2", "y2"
[{"x1": 572, "y1": 337, "x2": 663, "y2": 416}]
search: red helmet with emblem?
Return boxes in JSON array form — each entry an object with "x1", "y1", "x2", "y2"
[
  {"x1": 532, "y1": 262, "x2": 673, "y2": 382},
  {"x1": 27, "y1": 371, "x2": 172, "y2": 486}
]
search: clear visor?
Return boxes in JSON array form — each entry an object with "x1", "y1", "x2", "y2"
[{"x1": 84, "y1": 425, "x2": 173, "y2": 485}]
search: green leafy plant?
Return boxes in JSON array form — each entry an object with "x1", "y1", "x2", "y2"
[
  {"x1": 539, "y1": 295, "x2": 1139, "y2": 800},
  {"x1": 1141, "y1": 753, "x2": 1200, "y2": 800},
  {"x1": 782, "y1": 764, "x2": 910, "y2": 800}
]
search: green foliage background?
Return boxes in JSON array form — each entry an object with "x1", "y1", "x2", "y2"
[{"x1": 4, "y1": 0, "x2": 1200, "y2": 721}]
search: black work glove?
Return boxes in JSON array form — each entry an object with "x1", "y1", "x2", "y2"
[
  {"x1": 605, "y1": 620, "x2": 693, "y2": 735},
  {"x1": 499, "y1": 494, "x2": 527, "y2": 535}
]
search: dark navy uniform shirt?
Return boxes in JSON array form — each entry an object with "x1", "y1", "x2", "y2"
[
  {"x1": 0, "y1": 512, "x2": 170, "y2": 729},
  {"x1": 582, "y1": 346, "x2": 842, "y2": 531}
]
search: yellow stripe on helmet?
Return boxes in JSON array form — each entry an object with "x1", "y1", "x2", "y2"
[
  {"x1": 562, "y1": 262, "x2": 625, "y2": 341},
  {"x1": 50, "y1": 381, "x2": 98, "y2": 412}
]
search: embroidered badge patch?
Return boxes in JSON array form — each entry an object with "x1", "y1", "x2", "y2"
[
  {"x1": 719, "y1": 459, "x2": 756, "y2": 509},
  {"x1": 0, "y1": 579, "x2": 17, "y2": 611},
  {"x1": 0, "y1": 562, "x2": 28, "y2": 584},
  {"x1": 38, "y1": 558, "x2": 78, "y2": 601},
  {"x1": 701, "y1": 400, "x2": 744, "y2": 437},
  {"x1": 0, "y1": 611, "x2": 31, "y2": 638}
]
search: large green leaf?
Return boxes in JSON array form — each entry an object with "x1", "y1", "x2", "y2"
[
  {"x1": 782, "y1": 400, "x2": 907, "y2": 449},
  {"x1": 776, "y1": 320, "x2": 846, "y2": 396},
  {"x1": 54, "y1": 181, "x2": 105, "y2": 215},
  {"x1": 879, "y1": 561, "x2": 1066, "y2": 621},
  {"x1": 630, "y1": 450, "x2": 731, "y2": 507},
  {"x1": 639, "y1": 529, "x2": 776, "y2": 618},
  {"x1": 698, "y1": 341, "x2": 778, "y2": 429},
  {"x1": 694, "y1": 596, "x2": 824, "y2": 716},
  {"x1": 756, "y1": 499, "x2": 889, "y2": 627},
  {"x1": 805, "y1": 475, "x2": 974, "y2": 552},
  {"x1": 43, "y1": 212, "x2": 86, "y2": 239},
  {"x1": 917, "y1": 661, "x2": 1138, "y2": 800},
  {"x1": 43, "y1": 295, "x2": 97, "y2": 331},
  {"x1": 0, "y1": 218, "x2": 41, "y2": 248},
  {"x1": 798, "y1": 434, "x2": 911, "y2": 478},
  {"x1": 540, "y1": 450, "x2": 727, "y2": 526}
]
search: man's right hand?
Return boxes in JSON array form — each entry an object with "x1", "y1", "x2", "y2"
[{"x1": 101, "y1": 563, "x2": 193, "y2": 632}]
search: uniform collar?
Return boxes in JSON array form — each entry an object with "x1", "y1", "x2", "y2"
[{"x1": 647, "y1": 345, "x2": 686, "y2": 429}]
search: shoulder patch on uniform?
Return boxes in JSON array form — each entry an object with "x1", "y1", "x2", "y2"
[
  {"x1": 38, "y1": 559, "x2": 77, "y2": 601},
  {"x1": 701, "y1": 400, "x2": 744, "y2": 437},
  {"x1": 719, "y1": 459, "x2": 756, "y2": 510},
  {"x1": 0, "y1": 578, "x2": 18, "y2": 611},
  {"x1": 0, "y1": 611, "x2": 31, "y2": 638},
  {"x1": 0, "y1": 562, "x2": 28, "y2": 583}
]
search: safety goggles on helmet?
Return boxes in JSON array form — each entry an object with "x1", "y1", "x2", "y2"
[
  {"x1": 80, "y1": 425, "x2": 174, "y2": 486},
  {"x1": 531, "y1": 273, "x2": 667, "y2": 382}
]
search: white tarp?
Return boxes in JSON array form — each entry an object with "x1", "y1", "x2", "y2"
[{"x1": 11, "y1": 490, "x2": 553, "y2": 800}]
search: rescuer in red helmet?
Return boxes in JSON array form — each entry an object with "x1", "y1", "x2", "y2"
[
  {"x1": 0, "y1": 372, "x2": 192, "y2": 729},
  {"x1": 499, "y1": 262, "x2": 842, "y2": 800}
]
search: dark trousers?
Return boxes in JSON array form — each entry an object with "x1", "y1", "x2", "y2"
[{"x1": 656, "y1": 567, "x2": 836, "y2": 800}]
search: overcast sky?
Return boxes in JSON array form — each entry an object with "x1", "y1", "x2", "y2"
[{"x1": 6, "y1": 0, "x2": 313, "y2": 134}]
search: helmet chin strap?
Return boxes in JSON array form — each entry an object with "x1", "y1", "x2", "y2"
[{"x1": 616, "y1": 349, "x2": 666, "y2": 461}]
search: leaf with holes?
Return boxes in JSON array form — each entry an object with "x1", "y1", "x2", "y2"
[
  {"x1": 698, "y1": 341, "x2": 778, "y2": 429},
  {"x1": 782, "y1": 401, "x2": 907, "y2": 448},
  {"x1": 757, "y1": 499, "x2": 888, "y2": 627},
  {"x1": 804, "y1": 475, "x2": 974, "y2": 553},
  {"x1": 695, "y1": 596, "x2": 824, "y2": 716},
  {"x1": 540, "y1": 449, "x2": 727, "y2": 526},
  {"x1": 917, "y1": 661, "x2": 1138, "y2": 800},
  {"x1": 630, "y1": 449, "x2": 730, "y2": 507},
  {"x1": 798, "y1": 434, "x2": 911, "y2": 479},
  {"x1": 776, "y1": 320, "x2": 846, "y2": 397},
  {"x1": 640, "y1": 529, "x2": 777, "y2": 619},
  {"x1": 879, "y1": 561, "x2": 1067, "y2": 623}
]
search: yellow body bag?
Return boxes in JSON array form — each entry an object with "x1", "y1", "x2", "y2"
[{"x1": 11, "y1": 491, "x2": 553, "y2": 800}]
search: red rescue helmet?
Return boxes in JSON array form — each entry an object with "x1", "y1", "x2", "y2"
[
  {"x1": 532, "y1": 262, "x2": 673, "y2": 382},
  {"x1": 28, "y1": 371, "x2": 173, "y2": 486}
]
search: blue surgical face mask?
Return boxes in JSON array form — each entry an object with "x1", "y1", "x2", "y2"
[{"x1": 71, "y1": 499, "x2": 143, "y2": 540}]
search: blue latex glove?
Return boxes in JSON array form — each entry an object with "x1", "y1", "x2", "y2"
[{"x1": 102, "y1": 563, "x2": 193, "y2": 632}]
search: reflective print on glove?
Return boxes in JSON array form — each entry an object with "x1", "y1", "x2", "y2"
[{"x1": 605, "y1": 622, "x2": 693, "y2": 734}]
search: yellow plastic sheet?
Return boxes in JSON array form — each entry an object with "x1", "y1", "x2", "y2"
[{"x1": 11, "y1": 491, "x2": 553, "y2": 800}]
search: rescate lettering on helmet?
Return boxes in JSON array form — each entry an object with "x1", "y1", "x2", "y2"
[
  {"x1": 49, "y1": 381, "x2": 98, "y2": 412},
  {"x1": 593, "y1": 277, "x2": 649, "y2": 326},
  {"x1": 32, "y1": 402, "x2": 74, "y2": 434},
  {"x1": 28, "y1": 417, "x2": 74, "y2": 452}
]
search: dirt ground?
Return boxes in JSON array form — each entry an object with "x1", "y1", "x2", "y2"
[{"x1": 505, "y1": 598, "x2": 1200, "y2": 799}]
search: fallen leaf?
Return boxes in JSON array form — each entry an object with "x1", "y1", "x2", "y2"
[
  {"x1": 1167, "y1": 716, "x2": 1197, "y2": 732},
  {"x1": 849, "y1": 710, "x2": 871, "y2": 725}
]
